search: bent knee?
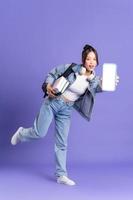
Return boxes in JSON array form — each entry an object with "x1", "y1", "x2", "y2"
[
  {"x1": 34, "y1": 128, "x2": 47, "y2": 138},
  {"x1": 55, "y1": 143, "x2": 67, "y2": 151}
]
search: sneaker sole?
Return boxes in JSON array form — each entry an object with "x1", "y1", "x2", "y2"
[{"x1": 57, "y1": 180, "x2": 76, "y2": 186}]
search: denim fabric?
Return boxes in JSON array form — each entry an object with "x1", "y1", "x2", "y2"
[
  {"x1": 19, "y1": 96, "x2": 74, "y2": 177},
  {"x1": 43, "y1": 64, "x2": 102, "y2": 121}
]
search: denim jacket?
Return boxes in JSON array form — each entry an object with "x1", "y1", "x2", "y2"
[{"x1": 43, "y1": 64, "x2": 102, "y2": 121}]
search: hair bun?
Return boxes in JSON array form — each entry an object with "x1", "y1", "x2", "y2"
[{"x1": 83, "y1": 44, "x2": 92, "y2": 51}]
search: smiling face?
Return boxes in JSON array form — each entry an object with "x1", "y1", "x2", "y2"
[{"x1": 84, "y1": 51, "x2": 97, "y2": 72}]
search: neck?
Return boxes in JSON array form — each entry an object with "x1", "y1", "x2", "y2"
[{"x1": 85, "y1": 70, "x2": 92, "y2": 76}]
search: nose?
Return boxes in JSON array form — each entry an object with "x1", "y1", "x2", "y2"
[
  {"x1": 89, "y1": 60, "x2": 93, "y2": 64},
  {"x1": 89, "y1": 61, "x2": 93, "y2": 66}
]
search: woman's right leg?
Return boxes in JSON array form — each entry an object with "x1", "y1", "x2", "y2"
[{"x1": 11, "y1": 97, "x2": 54, "y2": 144}]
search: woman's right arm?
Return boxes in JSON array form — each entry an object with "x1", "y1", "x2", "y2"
[
  {"x1": 42, "y1": 64, "x2": 71, "y2": 98},
  {"x1": 45, "y1": 64, "x2": 71, "y2": 85}
]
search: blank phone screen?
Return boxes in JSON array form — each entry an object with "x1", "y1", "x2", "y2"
[{"x1": 102, "y1": 63, "x2": 117, "y2": 91}]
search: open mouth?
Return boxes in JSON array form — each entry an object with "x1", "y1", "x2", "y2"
[{"x1": 89, "y1": 66, "x2": 94, "y2": 69}]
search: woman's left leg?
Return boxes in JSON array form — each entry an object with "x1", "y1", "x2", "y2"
[{"x1": 54, "y1": 101, "x2": 73, "y2": 178}]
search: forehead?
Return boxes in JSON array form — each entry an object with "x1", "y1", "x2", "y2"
[{"x1": 86, "y1": 51, "x2": 96, "y2": 58}]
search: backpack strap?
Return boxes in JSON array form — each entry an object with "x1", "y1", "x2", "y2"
[{"x1": 61, "y1": 63, "x2": 76, "y2": 78}]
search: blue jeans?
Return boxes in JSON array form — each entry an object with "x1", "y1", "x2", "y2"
[{"x1": 19, "y1": 96, "x2": 74, "y2": 177}]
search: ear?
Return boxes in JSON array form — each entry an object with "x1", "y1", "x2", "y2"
[{"x1": 79, "y1": 67, "x2": 86, "y2": 75}]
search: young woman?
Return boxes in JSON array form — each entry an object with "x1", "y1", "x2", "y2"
[{"x1": 11, "y1": 44, "x2": 118, "y2": 186}]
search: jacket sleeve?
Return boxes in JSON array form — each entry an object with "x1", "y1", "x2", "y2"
[
  {"x1": 44, "y1": 64, "x2": 71, "y2": 85},
  {"x1": 95, "y1": 77, "x2": 103, "y2": 93},
  {"x1": 90, "y1": 76, "x2": 103, "y2": 93},
  {"x1": 42, "y1": 63, "x2": 71, "y2": 97}
]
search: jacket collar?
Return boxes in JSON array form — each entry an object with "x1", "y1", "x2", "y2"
[{"x1": 71, "y1": 64, "x2": 82, "y2": 73}]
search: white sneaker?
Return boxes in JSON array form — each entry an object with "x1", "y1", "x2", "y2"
[
  {"x1": 11, "y1": 127, "x2": 23, "y2": 145},
  {"x1": 57, "y1": 175, "x2": 76, "y2": 186}
]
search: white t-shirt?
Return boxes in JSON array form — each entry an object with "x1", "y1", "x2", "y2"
[{"x1": 62, "y1": 73, "x2": 89, "y2": 101}]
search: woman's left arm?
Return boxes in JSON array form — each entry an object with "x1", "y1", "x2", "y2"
[
  {"x1": 95, "y1": 77, "x2": 103, "y2": 93},
  {"x1": 96, "y1": 75, "x2": 120, "y2": 93}
]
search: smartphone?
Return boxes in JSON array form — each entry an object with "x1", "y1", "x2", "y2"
[{"x1": 102, "y1": 63, "x2": 117, "y2": 91}]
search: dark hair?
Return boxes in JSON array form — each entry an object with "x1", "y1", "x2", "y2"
[{"x1": 82, "y1": 44, "x2": 99, "y2": 66}]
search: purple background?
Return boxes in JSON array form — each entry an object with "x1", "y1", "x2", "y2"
[{"x1": 0, "y1": 0, "x2": 133, "y2": 200}]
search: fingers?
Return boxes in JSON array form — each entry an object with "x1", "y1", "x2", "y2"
[
  {"x1": 48, "y1": 91, "x2": 56, "y2": 98},
  {"x1": 46, "y1": 87, "x2": 56, "y2": 98},
  {"x1": 115, "y1": 75, "x2": 120, "y2": 86},
  {"x1": 116, "y1": 75, "x2": 120, "y2": 81}
]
